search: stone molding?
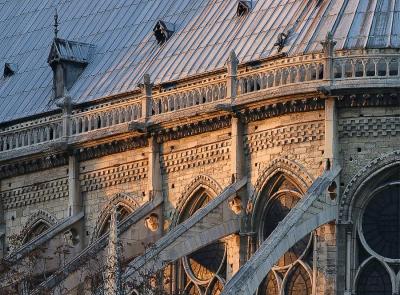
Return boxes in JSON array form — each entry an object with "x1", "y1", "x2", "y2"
[
  {"x1": 170, "y1": 174, "x2": 223, "y2": 228},
  {"x1": 153, "y1": 115, "x2": 232, "y2": 144},
  {"x1": 338, "y1": 150, "x2": 400, "y2": 223},
  {"x1": 337, "y1": 92, "x2": 400, "y2": 108}
]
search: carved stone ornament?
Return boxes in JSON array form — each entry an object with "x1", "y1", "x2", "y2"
[
  {"x1": 63, "y1": 228, "x2": 79, "y2": 247},
  {"x1": 145, "y1": 213, "x2": 159, "y2": 232},
  {"x1": 229, "y1": 196, "x2": 243, "y2": 215}
]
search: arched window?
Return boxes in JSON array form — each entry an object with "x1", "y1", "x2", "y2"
[
  {"x1": 362, "y1": 185, "x2": 400, "y2": 259},
  {"x1": 98, "y1": 204, "x2": 132, "y2": 237},
  {"x1": 353, "y1": 183, "x2": 400, "y2": 294},
  {"x1": 20, "y1": 210, "x2": 57, "y2": 244},
  {"x1": 285, "y1": 265, "x2": 312, "y2": 295},
  {"x1": 91, "y1": 193, "x2": 139, "y2": 242},
  {"x1": 178, "y1": 188, "x2": 226, "y2": 295},
  {"x1": 356, "y1": 260, "x2": 391, "y2": 295},
  {"x1": 22, "y1": 220, "x2": 51, "y2": 244},
  {"x1": 258, "y1": 173, "x2": 313, "y2": 295}
]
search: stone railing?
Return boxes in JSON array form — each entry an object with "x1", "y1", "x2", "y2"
[
  {"x1": 0, "y1": 115, "x2": 63, "y2": 152},
  {"x1": 151, "y1": 80, "x2": 227, "y2": 115},
  {"x1": 332, "y1": 50, "x2": 400, "y2": 80},
  {"x1": 1, "y1": 49, "x2": 400, "y2": 154},
  {"x1": 70, "y1": 99, "x2": 142, "y2": 136},
  {"x1": 237, "y1": 53, "x2": 325, "y2": 95}
]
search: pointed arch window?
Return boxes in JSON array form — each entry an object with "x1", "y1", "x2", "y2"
[
  {"x1": 22, "y1": 220, "x2": 51, "y2": 244},
  {"x1": 356, "y1": 260, "x2": 391, "y2": 295},
  {"x1": 178, "y1": 188, "x2": 227, "y2": 295},
  {"x1": 258, "y1": 173, "x2": 313, "y2": 295}
]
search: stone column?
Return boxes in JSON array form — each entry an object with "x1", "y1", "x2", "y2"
[
  {"x1": 321, "y1": 32, "x2": 336, "y2": 81},
  {"x1": 58, "y1": 93, "x2": 72, "y2": 141},
  {"x1": 324, "y1": 97, "x2": 339, "y2": 170},
  {"x1": 231, "y1": 116, "x2": 244, "y2": 182},
  {"x1": 344, "y1": 226, "x2": 353, "y2": 295},
  {"x1": 68, "y1": 154, "x2": 81, "y2": 216},
  {"x1": 140, "y1": 74, "x2": 153, "y2": 119},
  {"x1": 314, "y1": 223, "x2": 337, "y2": 295},
  {"x1": 147, "y1": 136, "x2": 162, "y2": 203},
  {"x1": 226, "y1": 51, "x2": 239, "y2": 101},
  {"x1": 225, "y1": 234, "x2": 241, "y2": 280},
  {"x1": 229, "y1": 115, "x2": 248, "y2": 271}
]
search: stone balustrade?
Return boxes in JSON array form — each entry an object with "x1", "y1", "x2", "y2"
[
  {"x1": 333, "y1": 51, "x2": 400, "y2": 80},
  {"x1": 70, "y1": 100, "x2": 142, "y2": 135},
  {"x1": 237, "y1": 53, "x2": 325, "y2": 95},
  {"x1": 1, "y1": 50, "x2": 399, "y2": 154},
  {"x1": 0, "y1": 116, "x2": 63, "y2": 152},
  {"x1": 152, "y1": 80, "x2": 227, "y2": 115}
]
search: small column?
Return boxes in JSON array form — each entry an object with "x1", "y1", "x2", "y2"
[
  {"x1": 344, "y1": 227, "x2": 353, "y2": 295},
  {"x1": 226, "y1": 50, "x2": 239, "y2": 101},
  {"x1": 148, "y1": 136, "x2": 162, "y2": 202},
  {"x1": 104, "y1": 206, "x2": 123, "y2": 295},
  {"x1": 140, "y1": 74, "x2": 153, "y2": 119},
  {"x1": 58, "y1": 93, "x2": 72, "y2": 141},
  {"x1": 231, "y1": 116, "x2": 244, "y2": 182},
  {"x1": 321, "y1": 32, "x2": 336, "y2": 81},
  {"x1": 68, "y1": 153, "x2": 81, "y2": 216}
]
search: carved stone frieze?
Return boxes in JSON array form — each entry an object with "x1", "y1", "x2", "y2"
[
  {"x1": 153, "y1": 115, "x2": 232, "y2": 144},
  {"x1": 339, "y1": 117, "x2": 400, "y2": 138},
  {"x1": 245, "y1": 121, "x2": 324, "y2": 153},
  {"x1": 1, "y1": 178, "x2": 68, "y2": 209},
  {"x1": 336, "y1": 92, "x2": 400, "y2": 108},
  {"x1": 161, "y1": 141, "x2": 230, "y2": 173},
  {"x1": 81, "y1": 160, "x2": 148, "y2": 192},
  {"x1": 239, "y1": 97, "x2": 325, "y2": 123}
]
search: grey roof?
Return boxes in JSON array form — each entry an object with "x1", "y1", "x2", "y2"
[
  {"x1": 0, "y1": 0, "x2": 399, "y2": 123},
  {"x1": 48, "y1": 38, "x2": 95, "y2": 64}
]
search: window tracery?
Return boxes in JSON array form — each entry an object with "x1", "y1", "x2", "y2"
[
  {"x1": 258, "y1": 173, "x2": 313, "y2": 295},
  {"x1": 178, "y1": 189, "x2": 227, "y2": 295},
  {"x1": 352, "y1": 183, "x2": 400, "y2": 294}
]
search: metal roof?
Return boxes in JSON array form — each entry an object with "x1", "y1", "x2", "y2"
[{"x1": 0, "y1": 0, "x2": 399, "y2": 123}]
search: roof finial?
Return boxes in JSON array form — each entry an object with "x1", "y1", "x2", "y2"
[{"x1": 54, "y1": 8, "x2": 59, "y2": 39}]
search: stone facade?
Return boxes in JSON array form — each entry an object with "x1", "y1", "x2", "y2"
[{"x1": 1, "y1": 7, "x2": 400, "y2": 295}]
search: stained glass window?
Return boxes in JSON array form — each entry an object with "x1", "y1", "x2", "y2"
[
  {"x1": 180, "y1": 190, "x2": 226, "y2": 295},
  {"x1": 285, "y1": 266, "x2": 312, "y2": 295},
  {"x1": 356, "y1": 260, "x2": 391, "y2": 295},
  {"x1": 263, "y1": 192, "x2": 311, "y2": 266},
  {"x1": 362, "y1": 184, "x2": 400, "y2": 259}
]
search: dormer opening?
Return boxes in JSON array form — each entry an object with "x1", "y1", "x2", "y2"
[
  {"x1": 47, "y1": 38, "x2": 94, "y2": 99},
  {"x1": 153, "y1": 20, "x2": 175, "y2": 45},
  {"x1": 237, "y1": 1, "x2": 252, "y2": 17},
  {"x1": 3, "y1": 63, "x2": 17, "y2": 78}
]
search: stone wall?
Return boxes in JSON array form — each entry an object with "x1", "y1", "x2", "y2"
[{"x1": 0, "y1": 165, "x2": 68, "y2": 247}]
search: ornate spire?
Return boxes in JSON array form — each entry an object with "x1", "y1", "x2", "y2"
[
  {"x1": 104, "y1": 206, "x2": 123, "y2": 295},
  {"x1": 54, "y1": 9, "x2": 59, "y2": 39}
]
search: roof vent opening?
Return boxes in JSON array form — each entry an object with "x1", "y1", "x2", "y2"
[
  {"x1": 237, "y1": 1, "x2": 252, "y2": 17},
  {"x1": 3, "y1": 63, "x2": 17, "y2": 78},
  {"x1": 274, "y1": 32, "x2": 288, "y2": 52},
  {"x1": 153, "y1": 20, "x2": 175, "y2": 45}
]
